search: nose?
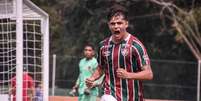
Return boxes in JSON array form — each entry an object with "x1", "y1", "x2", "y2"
[
  {"x1": 114, "y1": 23, "x2": 119, "y2": 29},
  {"x1": 114, "y1": 23, "x2": 118, "y2": 27}
]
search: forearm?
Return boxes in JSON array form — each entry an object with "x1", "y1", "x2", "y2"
[
  {"x1": 127, "y1": 65, "x2": 153, "y2": 80},
  {"x1": 91, "y1": 66, "x2": 103, "y2": 81},
  {"x1": 86, "y1": 66, "x2": 104, "y2": 88}
]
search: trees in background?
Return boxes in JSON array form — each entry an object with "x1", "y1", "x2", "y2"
[
  {"x1": 31, "y1": 0, "x2": 201, "y2": 61},
  {"x1": 150, "y1": 0, "x2": 201, "y2": 60},
  {"x1": 149, "y1": 1, "x2": 201, "y2": 100},
  {"x1": 30, "y1": 0, "x2": 201, "y2": 81}
]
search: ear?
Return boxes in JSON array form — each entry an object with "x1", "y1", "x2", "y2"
[
  {"x1": 125, "y1": 21, "x2": 128, "y2": 28},
  {"x1": 92, "y1": 51, "x2": 95, "y2": 56}
]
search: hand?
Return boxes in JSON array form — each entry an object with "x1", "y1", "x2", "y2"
[
  {"x1": 85, "y1": 77, "x2": 95, "y2": 88},
  {"x1": 91, "y1": 83, "x2": 100, "y2": 88},
  {"x1": 72, "y1": 85, "x2": 78, "y2": 89},
  {"x1": 116, "y1": 68, "x2": 129, "y2": 79},
  {"x1": 69, "y1": 88, "x2": 76, "y2": 96}
]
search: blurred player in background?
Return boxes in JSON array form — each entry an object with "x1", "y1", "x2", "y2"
[
  {"x1": 35, "y1": 83, "x2": 43, "y2": 101},
  {"x1": 10, "y1": 67, "x2": 35, "y2": 101},
  {"x1": 70, "y1": 44, "x2": 103, "y2": 101},
  {"x1": 86, "y1": 3, "x2": 153, "y2": 101}
]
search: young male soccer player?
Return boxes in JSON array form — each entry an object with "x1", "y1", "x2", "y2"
[
  {"x1": 71, "y1": 44, "x2": 103, "y2": 101},
  {"x1": 86, "y1": 3, "x2": 153, "y2": 101}
]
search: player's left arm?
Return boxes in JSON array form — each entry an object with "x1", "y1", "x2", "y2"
[{"x1": 117, "y1": 64, "x2": 153, "y2": 80}]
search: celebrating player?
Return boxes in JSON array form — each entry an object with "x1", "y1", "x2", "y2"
[{"x1": 86, "y1": 3, "x2": 153, "y2": 101}]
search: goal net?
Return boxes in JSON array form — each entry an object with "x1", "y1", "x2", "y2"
[{"x1": 0, "y1": 0, "x2": 49, "y2": 101}]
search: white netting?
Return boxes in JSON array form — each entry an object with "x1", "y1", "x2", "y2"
[
  {"x1": 23, "y1": 20, "x2": 43, "y2": 81},
  {"x1": 0, "y1": 0, "x2": 49, "y2": 101},
  {"x1": 0, "y1": 0, "x2": 13, "y2": 19},
  {"x1": 0, "y1": 17, "x2": 16, "y2": 95}
]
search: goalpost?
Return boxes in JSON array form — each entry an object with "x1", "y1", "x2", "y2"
[{"x1": 0, "y1": 0, "x2": 49, "y2": 101}]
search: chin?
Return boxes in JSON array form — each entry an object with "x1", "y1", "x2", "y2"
[{"x1": 114, "y1": 35, "x2": 122, "y2": 40}]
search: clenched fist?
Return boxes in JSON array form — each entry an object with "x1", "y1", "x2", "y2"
[{"x1": 85, "y1": 77, "x2": 95, "y2": 88}]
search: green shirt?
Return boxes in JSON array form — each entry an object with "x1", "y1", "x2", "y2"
[{"x1": 76, "y1": 57, "x2": 102, "y2": 96}]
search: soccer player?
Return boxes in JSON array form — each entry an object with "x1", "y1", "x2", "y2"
[
  {"x1": 11, "y1": 67, "x2": 34, "y2": 101},
  {"x1": 71, "y1": 44, "x2": 103, "y2": 101},
  {"x1": 86, "y1": 3, "x2": 153, "y2": 101}
]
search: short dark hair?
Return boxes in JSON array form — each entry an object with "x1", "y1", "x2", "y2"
[
  {"x1": 107, "y1": 3, "x2": 128, "y2": 21},
  {"x1": 84, "y1": 43, "x2": 95, "y2": 50}
]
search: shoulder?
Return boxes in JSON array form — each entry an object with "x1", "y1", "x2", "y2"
[
  {"x1": 90, "y1": 58, "x2": 98, "y2": 67},
  {"x1": 79, "y1": 58, "x2": 86, "y2": 63},
  {"x1": 25, "y1": 74, "x2": 33, "y2": 80},
  {"x1": 92, "y1": 57, "x2": 98, "y2": 62},
  {"x1": 99, "y1": 37, "x2": 110, "y2": 46},
  {"x1": 130, "y1": 34, "x2": 145, "y2": 48},
  {"x1": 80, "y1": 58, "x2": 85, "y2": 61}
]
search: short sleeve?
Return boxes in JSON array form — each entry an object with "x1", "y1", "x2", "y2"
[{"x1": 132, "y1": 42, "x2": 150, "y2": 68}]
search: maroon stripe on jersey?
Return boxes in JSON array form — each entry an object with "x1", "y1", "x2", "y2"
[
  {"x1": 126, "y1": 36, "x2": 134, "y2": 101},
  {"x1": 102, "y1": 38, "x2": 111, "y2": 95},
  {"x1": 113, "y1": 44, "x2": 121, "y2": 101}
]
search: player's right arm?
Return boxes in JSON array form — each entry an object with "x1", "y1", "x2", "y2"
[{"x1": 85, "y1": 66, "x2": 103, "y2": 88}]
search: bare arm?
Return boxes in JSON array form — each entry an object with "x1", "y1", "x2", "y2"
[
  {"x1": 85, "y1": 66, "x2": 103, "y2": 88},
  {"x1": 91, "y1": 66, "x2": 104, "y2": 81},
  {"x1": 117, "y1": 64, "x2": 153, "y2": 80}
]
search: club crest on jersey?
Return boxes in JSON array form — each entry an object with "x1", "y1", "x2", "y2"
[{"x1": 121, "y1": 48, "x2": 129, "y2": 56}]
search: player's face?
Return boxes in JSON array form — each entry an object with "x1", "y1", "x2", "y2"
[
  {"x1": 108, "y1": 14, "x2": 128, "y2": 42},
  {"x1": 84, "y1": 46, "x2": 94, "y2": 59}
]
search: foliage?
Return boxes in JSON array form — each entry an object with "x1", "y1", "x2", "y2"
[
  {"x1": 29, "y1": 1, "x2": 201, "y2": 95},
  {"x1": 31, "y1": 0, "x2": 201, "y2": 61},
  {"x1": 149, "y1": 0, "x2": 201, "y2": 60}
]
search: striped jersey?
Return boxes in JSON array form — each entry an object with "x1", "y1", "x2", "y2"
[{"x1": 98, "y1": 34, "x2": 150, "y2": 101}]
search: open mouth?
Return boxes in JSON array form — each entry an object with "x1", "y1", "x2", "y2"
[{"x1": 114, "y1": 31, "x2": 120, "y2": 34}]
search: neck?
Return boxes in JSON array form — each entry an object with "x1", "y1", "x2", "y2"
[
  {"x1": 86, "y1": 57, "x2": 93, "y2": 60},
  {"x1": 112, "y1": 32, "x2": 129, "y2": 44}
]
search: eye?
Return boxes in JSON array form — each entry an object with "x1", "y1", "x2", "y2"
[
  {"x1": 117, "y1": 22, "x2": 123, "y2": 25},
  {"x1": 110, "y1": 22, "x2": 115, "y2": 25}
]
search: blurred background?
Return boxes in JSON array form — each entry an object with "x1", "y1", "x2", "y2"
[{"x1": 31, "y1": 0, "x2": 201, "y2": 100}]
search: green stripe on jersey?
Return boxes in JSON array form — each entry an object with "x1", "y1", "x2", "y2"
[
  {"x1": 134, "y1": 80, "x2": 139, "y2": 101},
  {"x1": 108, "y1": 43, "x2": 115, "y2": 98}
]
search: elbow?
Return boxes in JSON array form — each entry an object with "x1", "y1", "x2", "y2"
[
  {"x1": 143, "y1": 65, "x2": 153, "y2": 80},
  {"x1": 146, "y1": 65, "x2": 153, "y2": 80},
  {"x1": 147, "y1": 71, "x2": 153, "y2": 80}
]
